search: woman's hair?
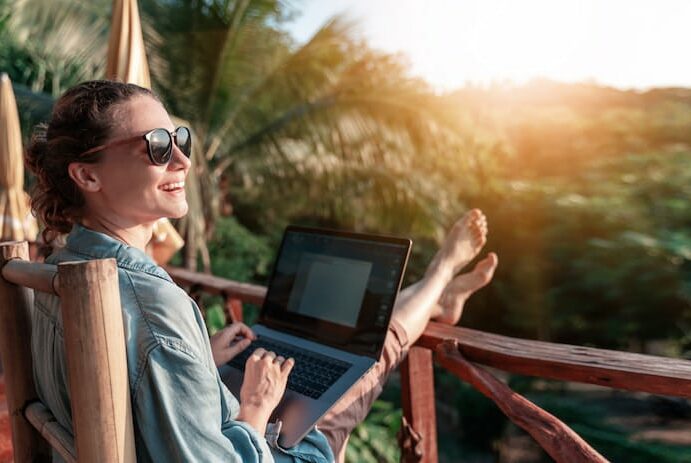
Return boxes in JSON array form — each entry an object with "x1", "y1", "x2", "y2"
[{"x1": 25, "y1": 80, "x2": 158, "y2": 243}]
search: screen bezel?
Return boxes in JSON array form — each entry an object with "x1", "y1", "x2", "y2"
[{"x1": 259, "y1": 225, "x2": 412, "y2": 359}]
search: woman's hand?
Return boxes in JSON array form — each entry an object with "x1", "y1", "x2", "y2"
[
  {"x1": 209, "y1": 323, "x2": 256, "y2": 367},
  {"x1": 236, "y1": 349, "x2": 294, "y2": 435}
]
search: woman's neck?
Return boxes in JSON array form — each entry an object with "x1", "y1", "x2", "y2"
[{"x1": 80, "y1": 215, "x2": 154, "y2": 251}]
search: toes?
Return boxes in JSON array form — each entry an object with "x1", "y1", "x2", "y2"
[
  {"x1": 471, "y1": 225, "x2": 487, "y2": 247},
  {"x1": 476, "y1": 253, "x2": 498, "y2": 280},
  {"x1": 462, "y1": 208, "x2": 483, "y2": 225}
]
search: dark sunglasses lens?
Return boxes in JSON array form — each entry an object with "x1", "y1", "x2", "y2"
[
  {"x1": 148, "y1": 129, "x2": 173, "y2": 165},
  {"x1": 176, "y1": 127, "x2": 192, "y2": 157}
]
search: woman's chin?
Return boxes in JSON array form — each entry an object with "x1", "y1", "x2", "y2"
[{"x1": 168, "y1": 203, "x2": 189, "y2": 219}]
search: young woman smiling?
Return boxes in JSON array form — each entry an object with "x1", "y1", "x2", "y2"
[{"x1": 26, "y1": 80, "x2": 497, "y2": 462}]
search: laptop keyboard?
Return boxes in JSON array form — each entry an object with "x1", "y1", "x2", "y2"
[{"x1": 227, "y1": 336, "x2": 352, "y2": 399}]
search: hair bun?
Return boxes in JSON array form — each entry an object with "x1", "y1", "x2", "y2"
[{"x1": 25, "y1": 123, "x2": 49, "y2": 174}]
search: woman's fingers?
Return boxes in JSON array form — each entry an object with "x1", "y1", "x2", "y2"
[
  {"x1": 211, "y1": 325, "x2": 238, "y2": 344},
  {"x1": 281, "y1": 357, "x2": 295, "y2": 374},
  {"x1": 210, "y1": 324, "x2": 256, "y2": 366},
  {"x1": 224, "y1": 337, "x2": 252, "y2": 359},
  {"x1": 224, "y1": 322, "x2": 256, "y2": 340},
  {"x1": 234, "y1": 322, "x2": 256, "y2": 340},
  {"x1": 251, "y1": 347, "x2": 266, "y2": 358}
]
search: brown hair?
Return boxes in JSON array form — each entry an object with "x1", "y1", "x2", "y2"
[{"x1": 25, "y1": 80, "x2": 157, "y2": 243}]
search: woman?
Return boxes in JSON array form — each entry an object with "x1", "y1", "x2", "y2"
[{"x1": 26, "y1": 80, "x2": 497, "y2": 462}]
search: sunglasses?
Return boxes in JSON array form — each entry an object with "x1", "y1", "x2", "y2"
[{"x1": 78, "y1": 127, "x2": 192, "y2": 166}]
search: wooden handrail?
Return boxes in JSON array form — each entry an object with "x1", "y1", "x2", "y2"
[
  {"x1": 419, "y1": 323, "x2": 691, "y2": 399},
  {"x1": 165, "y1": 266, "x2": 266, "y2": 305},
  {"x1": 1, "y1": 258, "x2": 59, "y2": 295},
  {"x1": 166, "y1": 265, "x2": 691, "y2": 398},
  {"x1": 435, "y1": 340, "x2": 608, "y2": 462}
]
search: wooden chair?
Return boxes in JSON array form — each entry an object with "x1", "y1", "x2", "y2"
[{"x1": 0, "y1": 241, "x2": 135, "y2": 463}]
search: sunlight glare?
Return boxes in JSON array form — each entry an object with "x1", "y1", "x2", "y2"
[{"x1": 293, "y1": 0, "x2": 691, "y2": 90}]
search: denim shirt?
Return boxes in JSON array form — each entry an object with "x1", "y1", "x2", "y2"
[{"x1": 31, "y1": 224, "x2": 334, "y2": 463}]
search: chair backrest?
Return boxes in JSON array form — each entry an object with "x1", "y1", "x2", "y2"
[{"x1": 0, "y1": 241, "x2": 136, "y2": 463}]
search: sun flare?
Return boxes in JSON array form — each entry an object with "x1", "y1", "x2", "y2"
[{"x1": 293, "y1": 0, "x2": 691, "y2": 90}]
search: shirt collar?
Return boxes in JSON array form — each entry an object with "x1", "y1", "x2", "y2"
[{"x1": 65, "y1": 224, "x2": 173, "y2": 282}]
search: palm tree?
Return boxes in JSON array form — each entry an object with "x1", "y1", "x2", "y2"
[
  {"x1": 1, "y1": 0, "x2": 110, "y2": 96},
  {"x1": 141, "y1": 0, "x2": 481, "y2": 268},
  {"x1": 4, "y1": 0, "x2": 487, "y2": 270}
]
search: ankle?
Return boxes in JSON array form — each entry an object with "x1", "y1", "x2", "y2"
[{"x1": 425, "y1": 256, "x2": 454, "y2": 282}]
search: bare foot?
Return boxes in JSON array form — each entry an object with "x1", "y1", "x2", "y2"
[
  {"x1": 427, "y1": 209, "x2": 488, "y2": 281},
  {"x1": 433, "y1": 252, "x2": 498, "y2": 324}
]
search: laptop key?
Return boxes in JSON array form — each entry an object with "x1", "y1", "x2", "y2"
[{"x1": 228, "y1": 336, "x2": 352, "y2": 399}]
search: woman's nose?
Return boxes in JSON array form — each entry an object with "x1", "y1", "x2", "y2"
[{"x1": 169, "y1": 144, "x2": 192, "y2": 171}]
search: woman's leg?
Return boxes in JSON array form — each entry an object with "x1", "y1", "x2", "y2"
[
  {"x1": 389, "y1": 208, "x2": 491, "y2": 343},
  {"x1": 317, "y1": 210, "x2": 498, "y2": 460}
]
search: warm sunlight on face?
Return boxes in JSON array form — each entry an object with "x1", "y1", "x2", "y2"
[{"x1": 292, "y1": 0, "x2": 691, "y2": 90}]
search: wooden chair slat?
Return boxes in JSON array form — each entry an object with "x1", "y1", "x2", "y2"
[
  {"x1": 0, "y1": 242, "x2": 51, "y2": 462},
  {"x1": 0, "y1": 241, "x2": 136, "y2": 462},
  {"x1": 25, "y1": 402, "x2": 76, "y2": 463},
  {"x1": 1, "y1": 258, "x2": 58, "y2": 295},
  {"x1": 59, "y1": 259, "x2": 136, "y2": 463}
]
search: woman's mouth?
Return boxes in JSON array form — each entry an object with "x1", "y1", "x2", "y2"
[{"x1": 159, "y1": 181, "x2": 185, "y2": 192}]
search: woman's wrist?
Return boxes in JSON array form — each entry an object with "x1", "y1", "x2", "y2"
[{"x1": 236, "y1": 404, "x2": 271, "y2": 435}]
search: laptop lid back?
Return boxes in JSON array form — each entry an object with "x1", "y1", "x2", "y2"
[{"x1": 260, "y1": 226, "x2": 412, "y2": 360}]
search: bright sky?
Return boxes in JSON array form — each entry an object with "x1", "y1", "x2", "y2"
[{"x1": 286, "y1": 0, "x2": 691, "y2": 91}]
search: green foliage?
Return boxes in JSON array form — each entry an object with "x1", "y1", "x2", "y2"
[
  {"x1": 208, "y1": 216, "x2": 273, "y2": 283},
  {"x1": 530, "y1": 392, "x2": 691, "y2": 463},
  {"x1": 141, "y1": 1, "x2": 487, "y2": 248},
  {"x1": 438, "y1": 369, "x2": 506, "y2": 451},
  {"x1": 205, "y1": 302, "x2": 227, "y2": 336},
  {"x1": 346, "y1": 400, "x2": 401, "y2": 463},
  {"x1": 0, "y1": 0, "x2": 109, "y2": 96}
]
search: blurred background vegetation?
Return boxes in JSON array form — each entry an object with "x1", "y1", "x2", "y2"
[{"x1": 2, "y1": 0, "x2": 690, "y2": 461}]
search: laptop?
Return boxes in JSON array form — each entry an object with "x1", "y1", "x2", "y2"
[{"x1": 219, "y1": 225, "x2": 412, "y2": 448}]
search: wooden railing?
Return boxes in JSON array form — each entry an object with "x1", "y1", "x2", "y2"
[{"x1": 166, "y1": 266, "x2": 691, "y2": 463}]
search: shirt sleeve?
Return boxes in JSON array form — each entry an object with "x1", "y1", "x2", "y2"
[{"x1": 133, "y1": 340, "x2": 274, "y2": 463}]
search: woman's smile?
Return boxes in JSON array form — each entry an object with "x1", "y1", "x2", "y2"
[{"x1": 159, "y1": 180, "x2": 186, "y2": 193}]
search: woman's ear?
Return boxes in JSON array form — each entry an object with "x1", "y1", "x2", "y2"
[{"x1": 67, "y1": 162, "x2": 102, "y2": 192}]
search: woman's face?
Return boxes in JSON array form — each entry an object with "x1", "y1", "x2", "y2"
[{"x1": 86, "y1": 95, "x2": 191, "y2": 227}]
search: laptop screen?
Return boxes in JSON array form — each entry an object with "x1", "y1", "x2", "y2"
[{"x1": 260, "y1": 226, "x2": 411, "y2": 359}]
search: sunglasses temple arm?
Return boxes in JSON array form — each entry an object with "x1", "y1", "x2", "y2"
[{"x1": 78, "y1": 134, "x2": 144, "y2": 157}]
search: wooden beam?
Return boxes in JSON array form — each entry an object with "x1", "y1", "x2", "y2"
[
  {"x1": 420, "y1": 322, "x2": 691, "y2": 399},
  {"x1": 436, "y1": 340, "x2": 607, "y2": 463},
  {"x1": 0, "y1": 242, "x2": 51, "y2": 462},
  {"x1": 165, "y1": 266, "x2": 266, "y2": 306},
  {"x1": 400, "y1": 346, "x2": 438, "y2": 463},
  {"x1": 25, "y1": 402, "x2": 76, "y2": 463},
  {"x1": 223, "y1": 296, "x2": 244, "y2": 323},
  {"x1": 59, "y1": 259, "x2": 136, "y2": 463},
  {"x1": 1, "y1": 258, "x2": 58, "y2": 295}
]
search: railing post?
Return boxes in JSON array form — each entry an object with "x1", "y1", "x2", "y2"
[
  {"x1": 59, "y1": 259, "x2": 136, "y2": 463},
  {"x1": 0, "y1": 241, "x2": 51, "y2": 462},
  {"x1": 223, "y1": 294, "x2": 243, "y2": 323},
  {"x1": 400, "y1": 346, "x2": 438, "y2": 463}
]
